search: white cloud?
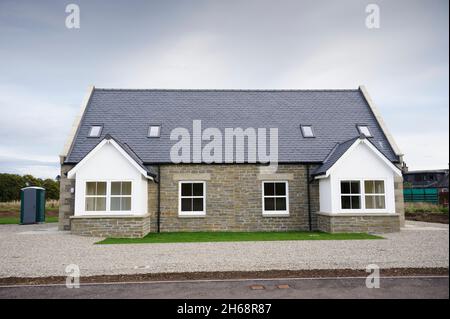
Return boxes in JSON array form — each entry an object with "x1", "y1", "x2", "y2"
[
  {"x1": 15, "y1": 165, "x2": 59, "y2": 179},
  {"x1": 397, "y1": 133, "x2": 449, "y2": 170},
  {"x1": 110, "y1": 32, "x2": 233, "y2": 89}
]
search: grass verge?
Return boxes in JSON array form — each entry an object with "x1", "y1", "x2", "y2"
[
  {"x1": 0, "y1": 216, "x2": 58, "y2": 225},
  {"x1": 97, "y1": 231, "x2": 383, "y2": 244}
]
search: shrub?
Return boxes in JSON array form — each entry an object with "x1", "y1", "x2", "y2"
[{"x1": 405, "y1": 202, "x2": 449, "y2": 214}]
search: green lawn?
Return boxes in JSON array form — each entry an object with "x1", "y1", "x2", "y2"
[
  {"x1": 0, "y1": 216, "x2": 58, "y2": 225},
  {"x1": 97, "y1": 231, "x2": 383, "y2": 244}
]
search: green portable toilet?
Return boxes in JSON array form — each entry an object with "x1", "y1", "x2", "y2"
[{"x1": 20, "y1": 187, "x2": 46, "y2": 224}]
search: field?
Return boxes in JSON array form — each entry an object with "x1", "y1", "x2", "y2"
[{"x1": 0, "y1": 200, "x2": 59, "y2": 224}]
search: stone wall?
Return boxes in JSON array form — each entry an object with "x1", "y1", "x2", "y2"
[
  {"x1": 58, "y1": 159, "x2": 75, "y2": 231},
  {"x1": 152, "y1": 164, "x2": 319, "y2": 232},
  {"x1": 317, "y1": 212, "x2": 400, "y2": 233},
  {"x1": 148, "y1": 179, "x2": 159, "y2": 232},
  {"x1": 394, "y1": 175, "x2": 405, "y2": 227},
  {"x1": 71, "y1": 214, "x2": 151, "y2": 238}
]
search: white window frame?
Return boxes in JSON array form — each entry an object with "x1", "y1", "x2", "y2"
[
  {"x1": 110, "y1": 181, "x2": 132, "y2": 212},
  {"x1": 364, "y1": 180, "x2": 386, "y2": 210},
  {"x1": 84, "y1": 180, "x2": 133, "y2": 213},
  {"x1": 338, "y1": 178, "x2": 389, "y2": 213},
  {"x1": 178, "y1": 181, "x2": 206, "y2": 217},
  {"x1": 339, "y1": 180, "x2": 362, "y2": 211},
  {"x1": 262, "y1": 181, "x2": 290, "y2": 216},
  {"x1": 85, "y1": 181, "x2": 107, "y2": 212}
]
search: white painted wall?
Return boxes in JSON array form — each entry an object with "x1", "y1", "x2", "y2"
[
  {"x1": 73, "y1": 142, "x2": 148, "y2": 216},
  {"x1": 319, "y1": 141, "x2": 397, "y2": 214},
  {"x1": 319, "y1": 177, "x2": 332, "y2": 213}
]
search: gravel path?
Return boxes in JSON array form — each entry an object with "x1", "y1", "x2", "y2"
[{"x1": 0, "y1": 221, "x2": 448, "y2": 278}]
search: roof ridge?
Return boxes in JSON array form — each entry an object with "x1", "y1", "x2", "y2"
[
  {"x1": 322, "y1": 143, "x2": 340, "y2": 163},
  {"x1": 93, "y1": 88, "x2": 360, "y2": 92},
  {"x1": 338, "y1": 135, "x2": 361, "y2": 146}
]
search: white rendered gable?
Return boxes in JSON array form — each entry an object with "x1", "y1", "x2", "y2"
[
  {"x1": 318, "y1": 139, "x2": 401, "y2": 214},
  {"x1": 70, "y1": 141, "x2": 149, "y2": 216}
]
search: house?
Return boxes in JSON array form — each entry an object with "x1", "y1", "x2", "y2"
[
  {"x1": 403, "y1": 169, "x2": 449, "y2": 188},
  {"x1": 403, "y1": 169, "x2": 449, "y2": 205},
  {"x1": 59, "y1": 86, "x2": 405, "y2": 238}
]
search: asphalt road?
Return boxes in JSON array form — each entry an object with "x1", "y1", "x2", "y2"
[{"x1": 0, "y1": 276, "x2": 448, "y2": 299}]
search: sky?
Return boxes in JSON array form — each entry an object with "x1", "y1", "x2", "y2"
[{"x1": 0, "y1": 0, "x2": 448, "y2": 178}]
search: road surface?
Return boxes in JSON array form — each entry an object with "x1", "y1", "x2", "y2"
[{"x1": 0, "y1": 276, "x2": 448, "y2": 299}]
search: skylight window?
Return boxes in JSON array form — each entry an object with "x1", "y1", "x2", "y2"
[
  {"x1": 357, "y1": 125, "x2": 372, "y2": 137},
  {"x1": 300, "y1": 125, "x2": 315, "y2": 138},
  {"x1": 148, "y1": 125, "x2": 161, "y2": 138},
  {"x1": 88, "y1": 126, "x2": 102, "y2": 137}
]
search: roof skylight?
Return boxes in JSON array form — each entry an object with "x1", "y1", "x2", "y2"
[
  {"x1": 148, "y1": 125, "x2": 161, "y2": 138},
  {"x1": 88, "y1": 126, "x2": 102, "y2": 137},
  {"x1": 357, "y1": 125, "x2": 372, "y2": 137},
  {"x1": 300, "y1": 125, "x2": 315, "y2": 138}
]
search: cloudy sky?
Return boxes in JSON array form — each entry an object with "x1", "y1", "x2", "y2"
[{"x1": 0, "y1": 0, "x2": 448, "y2": 178}]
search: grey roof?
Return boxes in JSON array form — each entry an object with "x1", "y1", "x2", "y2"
[
  {"x1": 65, "y1": 88, "x2": 400, "y2": 164},
  {"x1": 311, "y1": 134, "x2": 395, "y2": 176},
  {"x1": 103, "y1": 134, "x2": 157, "y2": 178},
  {"x1": 312, "y1": 136, "x2": 360, "y2": 176}
]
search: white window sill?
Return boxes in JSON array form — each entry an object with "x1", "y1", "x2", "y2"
[
  {"x1": 71, "y1": 213, "x2": 149, "y2": 219},
  {"x1": 262, "y1": 212, "x2": 290, "y2": 217},
  {"x1": 178, "y1": 213, "x2": 206, "y2": 218},
  {"x1": 317, "y1": 211, "x2": 398, "y2": 217}
]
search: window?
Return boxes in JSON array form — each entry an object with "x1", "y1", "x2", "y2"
[
  {"x1": 357, "y1": 125, "x2": 372, "y2": 137},
  {"x1": 110, "y1": 182, "x2": 132, "y2": 211},
  {"x1": 179, "y1": 182, "x2": 205, "y2": 216},
  {"x1": 365, "y1": 180, "x2": 386, "y2": 209},
  {"x1": 88, "y1": 126, "x2": 103, "y2": 137},
  {"x1": 262, "y1": 181, "x2": 289, "y2": 215},
  {"x1": 85, "y1": 181, "x2": 132, "y2": 212},
  {"x1": 300, "y1": 125, "x2": 315, "y2": 138},
  {"x1": 148, "y1": 125, "x2": 161, "y2": 138},
  {"x1": 85, "y1": 182, "x2": 107, "y2": 211},
  {"x1": 340, "y1": 181, "x2": 361, "y2": 209}
]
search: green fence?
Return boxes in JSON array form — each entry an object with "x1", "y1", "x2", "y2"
[{"x1": 403, "y1": 188, "x2": 439, "y2": 204}]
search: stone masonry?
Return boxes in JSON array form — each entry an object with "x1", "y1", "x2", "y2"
[
  {"x1": 146, "y1": 164, "x2": 319, "y2": 233},
  {"x1": 70, "y1": 214, "x2": 151, "y2": 238},
  {"x1": 59, "y1": 162, "x2": 401, "y2": 236},
  {"x1": 316, "y1": 212, "x2": 400, "y2": 233},
  {"x1": 395, "y1": 175, "x2": 406, "y2": 227},
  {"x1": 58, "y1": 158, "x2": 75, "y2": 231}
]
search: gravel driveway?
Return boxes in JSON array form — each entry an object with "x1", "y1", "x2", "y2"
[{"x1": 0, "y1": 221, "x2": 448, "y2": 278}]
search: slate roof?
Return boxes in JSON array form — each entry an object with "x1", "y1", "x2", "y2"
[
  {"x1": 65, "y1": 88, "x2": 400, "y2": 165},
  {"x1": 103, "y1": 134, "x2": 157, "y2": 178},
  {"x1": 311, "y1": 136, "x2": 360, "y2": 176}
]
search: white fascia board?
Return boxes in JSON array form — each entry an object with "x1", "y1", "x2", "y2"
[
  {"x1": 60, "y1": 85, "x2": 95, "y2": 158},
  {"x1": 360, "y1": 139, "x2": 403, "y2": 176},
  {"x1": 67, "y1": 139, "x2": 153, "y2": 180},
  {"x1": 359, "y1": 85, "x2": 403, "y2": 157},
  {"x1": 318, "y1": 138, "x2": 402, "y2": 179},
  {"x1": 321, "y1": 139, "x2": 361, "y2": 178}
]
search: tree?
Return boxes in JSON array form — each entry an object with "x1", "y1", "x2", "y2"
[
  {"x1": 0, "y1": 173, "x2": 59, "y2": 201},
  {"x1": 42, "y1": 178, "x2": 60, "y2": 200},
  {"x1": 0, "y1": 174, "x2": 26, "y2": 201}
]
